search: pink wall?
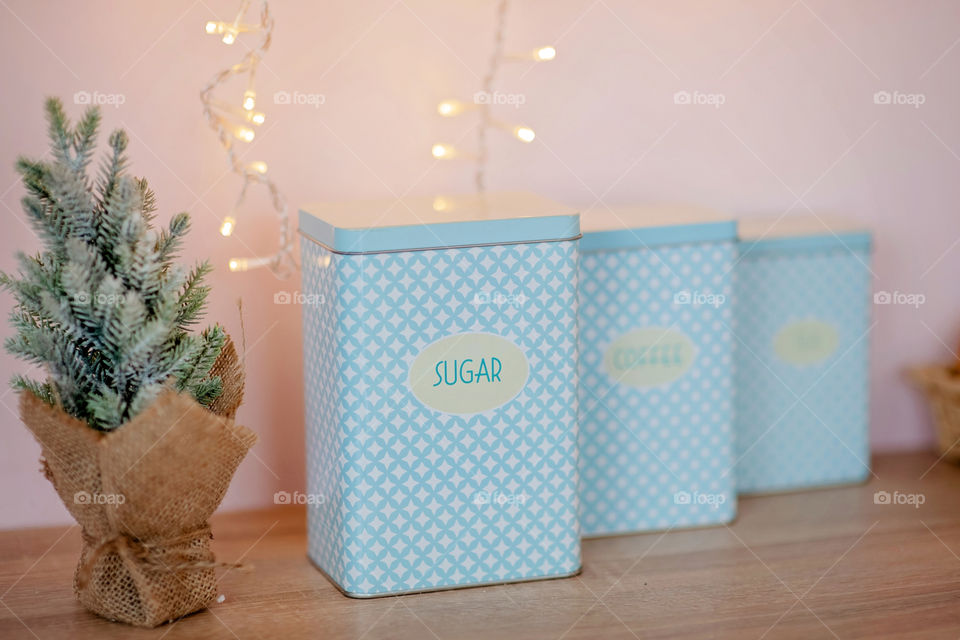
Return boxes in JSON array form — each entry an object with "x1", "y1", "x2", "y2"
[{"x1": 1, "y1": 0, "x2": 958, "y2": 528}]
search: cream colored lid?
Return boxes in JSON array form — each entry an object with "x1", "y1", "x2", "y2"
[
  {"x1": 579, "y1": 204, "x2": 735, "y2": 251},
  {"x1": 302, "y1": 192, "x2": 577, "y2": 229},
  {"x1": 580, "y1": 204, "x2": 731, "y2": 233},
  {"x1": 737, "y1": 215, "x2": 869, "y2": 240},
  {"x1": 299, "y1": 191, "x2": 579, "y2": 254}
]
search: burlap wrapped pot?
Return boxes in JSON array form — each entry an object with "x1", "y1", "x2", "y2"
[{"x1": 19, "y1": 335, "x2": 256, "y2": 627}]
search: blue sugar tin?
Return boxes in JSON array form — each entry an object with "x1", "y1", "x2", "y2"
[
  {"x1": 299, "y1": 192, "x2": 582, "y2": 596},
  {"x1": 734, "y1": 216, "x2": 873, "y2": 494},
  {"x1": 578, "y1": 206, "x2": 738, "y2": 536}
]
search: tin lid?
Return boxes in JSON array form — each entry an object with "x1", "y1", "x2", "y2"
[
  {"x1": 299, "y1": 192, "x2": 580, "y2": 254},
  {"x1": 737, "y1": 215, "x2": 872, "y2": 253},
  {"x1": 579, "y1": 204, "x2": 736, "y2": 251}
]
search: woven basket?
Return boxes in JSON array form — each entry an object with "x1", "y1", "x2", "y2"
[{"x1": 909, "y1": 365, "x2": 960, "y2": 463}]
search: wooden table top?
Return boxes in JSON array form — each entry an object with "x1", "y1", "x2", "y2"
[{"x1": 1, "y1": 451, "x2": 959, "y2": 639}]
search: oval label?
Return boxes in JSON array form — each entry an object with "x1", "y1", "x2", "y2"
[
  {"x1": 604, "y1": 327, "x2": 696, "y2": 388},
  {"x1": 409, "y1": 333, "x2": 529, "y2": 415},
  {"x1": 773, "y1": 320, "x2": 838, "y2": 366}
]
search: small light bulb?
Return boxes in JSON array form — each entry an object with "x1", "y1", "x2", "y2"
[
  {"x1": 236, "y1": 127, "x2": 255, "y2": 142},
  {"x1": 205, "y1": 21, "x2": 219, "y2": 34},
  {"x1": 432, "y1": 196, "x2": 450, "y2": 212},
  {"x1": 318, "y1": 254, "x2": 332, "y2": 268},
  {"x1": 534, "y1": 46, "x2": 556, "y2": 61},
  {"x1": 247, "y1": 161, "x2": 268, "y2": 174},
  {"x1": 513, "y1": 126, "x2": 536, "y2": 143},
  {"x1": 221, "y1": 30, "x2": 236, "y2": 45},
  {"x1": 250, "y1": 111, "x2": 265, "y2": 125},
  {"x1": 229, "y1": 256, "x2": 272, "y2": 271},
  {"x1": 437, "y1": 100, "x2": 462, "y2": 117},
  {"x1": 242, "y1": 90, "x2": 256, "y2": 111},
  {"x1": 431, "y1": 143, "x2": 455, "y2": 159},
  {"x1": 220, "y1": 216, "x2": 236, "y2": 237}
]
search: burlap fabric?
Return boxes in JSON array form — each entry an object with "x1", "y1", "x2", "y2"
[{"x1": 19, "y1": 335, "x2": 257, "y2": 627}]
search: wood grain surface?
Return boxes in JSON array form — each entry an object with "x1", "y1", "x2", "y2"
[{"x1": 1, "y1": 452, "x2": 959, "y2": 639}]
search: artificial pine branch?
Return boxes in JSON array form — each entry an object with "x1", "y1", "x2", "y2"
[{"x1": 1, "y1": 97, "x2": 225, "y2": 430}]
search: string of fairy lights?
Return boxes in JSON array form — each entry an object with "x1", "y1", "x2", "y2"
[
  {"x1": 431, "y1": 0, "x2": 555, "y2": 192},
  {"x1": 202, "y1": 1, "x2": 554, "y2": 274},
  {"x1": 201, "y1": 0, "x2": 296, "y2": 276}
]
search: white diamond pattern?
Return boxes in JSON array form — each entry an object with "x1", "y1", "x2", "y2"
[
  {"x1": 733, "y1": 246, "x2": 871, "y2": 493},
  {"x1": 579, "y1": 242, "x2": 737, "y2": 535},
  {"x1": 302, "y1": 238, "x2": 581, "y2": 595}
]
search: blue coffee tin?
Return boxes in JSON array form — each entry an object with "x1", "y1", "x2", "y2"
[{"x1": 578, "y1": 206, "x2": 738, "y2": 536}]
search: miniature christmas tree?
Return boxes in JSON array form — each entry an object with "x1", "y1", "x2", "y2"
[{"x1": 2, "y1": 97, "x2": 225, "y2": 430}]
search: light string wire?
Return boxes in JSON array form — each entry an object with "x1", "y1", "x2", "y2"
[
  {"x1": 475, "y1": 0, "x2": 509, "y2": 193},
  {"x1": 201, "y1": 0, "x2": 297, "y2": 276},
  {"x1": 433, "y1": 0, "x2": 554, "y2": 193}
]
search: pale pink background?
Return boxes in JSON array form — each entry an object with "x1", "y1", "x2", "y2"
[{"x1": 1, "y1": 0, "x2": 957, "y2": 529}]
